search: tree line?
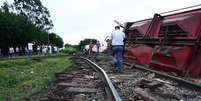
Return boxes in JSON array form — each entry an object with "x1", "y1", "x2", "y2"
[{"x1": 0, "y1": 0, "x2": 63, "y2": 55}]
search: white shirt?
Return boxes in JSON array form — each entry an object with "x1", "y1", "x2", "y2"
[
  {"x1": 54, "y1": 46, "x2": 58, "y2": 52},
  {"x1": 42, "y1": 46, "x2": 47, "y2": 53},
  {"x1": 28, "y1": 43, "x2": 34, "y2": 50},
  {"x1": 16, "y1": 47, "x2": 19, "y2": 52},
  {"x1": 109, "y1": 30, "x2": 125, "y2": 46},
  {"x1": 9, "y1": 47, "x2": 14, "y2": 53},
  {"x1": 37, "y1": 46, "x2": 40, "y2": 51},
  {"x1": 49, "y1": 45, "x2": 52, "y2": 53}
]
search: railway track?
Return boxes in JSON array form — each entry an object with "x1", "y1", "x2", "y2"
[
  {"x1": 92, "y1": 54, "x2": 201, "y2": 101},
  {"x1": 45, "y1": 56, "x2": 121, "y2": 101},
  {"x1": 41, "y1": 54, "x2": 201, "y2": 101}
]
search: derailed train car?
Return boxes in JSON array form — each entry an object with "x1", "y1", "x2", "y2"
[{"x1": 123, "y1": 8, "x2": 201, "y2": 77}]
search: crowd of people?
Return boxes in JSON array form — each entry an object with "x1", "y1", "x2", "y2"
[
  {"x1": 0, "y1": 43, "x2": 59, "y2": 58},
  {"x1": 26, "y1": 43, "x2": 59, "y2": 58},
  {"x1": 0, "y1": 25, "x2": 125, "y2": 73},
  {"x1": 81, "y1": 40, "x2": 101, "y2": 55}
]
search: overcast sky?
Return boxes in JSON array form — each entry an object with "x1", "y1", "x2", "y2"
[{"x1": 1, "y1": 0, "x2": 201, "y2": 45}]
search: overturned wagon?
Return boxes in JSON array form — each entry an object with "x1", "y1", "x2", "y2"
[{"x1": 124, "y1": 8, "x2": 201, "y2": 77}]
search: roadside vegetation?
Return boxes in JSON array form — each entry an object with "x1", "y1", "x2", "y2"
[
  {"x1": 0, "y1": 57, "x2": 72, "y2": 101},
  {"x1": 0, "y1": 0, "x2": 63, "y2": 56}
]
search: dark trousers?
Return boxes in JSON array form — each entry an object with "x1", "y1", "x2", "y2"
[{"x1": 112, "y1": 45, "x2": 124, "y2": 72}]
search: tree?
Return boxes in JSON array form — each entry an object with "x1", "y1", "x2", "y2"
[
  {"x1": 1, "y1": 1, "x2": 11, "y2": 13},
  {"x1": 49, "y1": 33, "x2": 64, "y2": 48},
  {"x1": 0, "y1": 10, "x2": 39, "y2": 55},
  {"x1": 13, "y1": 0, "x2": 53, "y2": 31},
  {"x1": 0, "y1": 0, "x2": 64, "y2": 55},
  {"x1": 64, "y1": 43, "x2": 71, "y2": 48}
]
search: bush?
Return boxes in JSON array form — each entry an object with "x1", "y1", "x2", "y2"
[
  {"x1": 62, "y1": 47, "x2": 77, "y2": 55},
  {"x1": 0, "y1": 59, "x2": 33, "y2": 68},
  {"x1": 46, "y1": 52, "x2": 66, "y2": 57}
]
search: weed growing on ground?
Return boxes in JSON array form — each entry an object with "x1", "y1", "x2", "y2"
[{"x1": 0, "y1": 57, "x2": 72, "y2": 101}]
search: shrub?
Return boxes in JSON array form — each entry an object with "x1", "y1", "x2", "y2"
[{"x1": 62, "y1": 47, "x2": 77, "y2": 55}]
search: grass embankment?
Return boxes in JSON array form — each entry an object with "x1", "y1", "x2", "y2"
[{"x1": 0, "y1": 57, "x2": 72, "y2": 101}]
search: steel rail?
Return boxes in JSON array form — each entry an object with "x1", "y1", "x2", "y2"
[
  {"x1": 124, "y1": 62, "x2": 201, "y2": 91},
  {"x1": 79, "y1": 57, "x2": 122, "y2": 101}
]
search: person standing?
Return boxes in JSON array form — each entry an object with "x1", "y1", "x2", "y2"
[
  {"x1": 96, "y1": 41, "x2": 101, "y2": 54},
  {"x1": 19, "y1": 47, "x2": 23, "y2": 56},
  {"x1": 54, "y1": 46, "x2": 58, "y2": 53},
  {"x1": 88, "y1": 40, "x2": 94, "y2": 55},
  {"x1": 15, "y1": 47, "x2": 19, "y2": 56},
  {"x1": 48, "y1": 45, "x2": 52, "y2": 54},
  {"x1": 108, "y1": 26, "x2": 125, "y2": 73},
  {"x1": 25, "y1": 47, "x2": 28, "y2": 55},
  {"x1": 42, "y1": 45, "x2": 47, "y2": 55},
  {"x1": 9, "y1": 47, "x2": 14, "y2": 58},
  {"x1": 28, "y1": 42, "x2": 34, "y2": 58},
  {"x1": 37, "y1": 46, "x2": 41, "y2": 55}
]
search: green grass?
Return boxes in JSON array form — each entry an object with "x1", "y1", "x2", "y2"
[
  {"x1": 46, "y1": 52, "x2": 68, "y2": 57},
  {"x1": 0, "y1": 57, "x2": 72, "y2": 101}
]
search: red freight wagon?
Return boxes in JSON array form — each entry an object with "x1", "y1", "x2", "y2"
[{"x1": 124, "y1": 8, "x2": 201, "y2": 77}]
